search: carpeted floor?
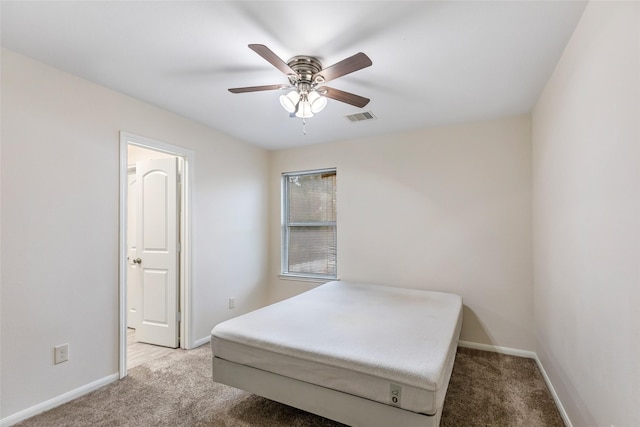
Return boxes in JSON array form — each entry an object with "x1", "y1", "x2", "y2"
[{"x1": 16, "y1": 345, "x2": 564, "y2": 426}]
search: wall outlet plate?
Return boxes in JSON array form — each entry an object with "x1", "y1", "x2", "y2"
[
  {"x1": 54, "y1": 343, "x2": 69, "y2": 364},
  {"x1": 228, "y1": 297, "x2": 236, "y2": 309}
]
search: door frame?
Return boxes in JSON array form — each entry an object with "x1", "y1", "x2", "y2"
[{"x1": 118, "y1": 131, "x2": 195, "y2": 378}]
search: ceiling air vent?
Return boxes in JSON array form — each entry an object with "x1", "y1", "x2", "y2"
[{"x1": 345, "y1": 111, "x2": 376, "y2": 123}]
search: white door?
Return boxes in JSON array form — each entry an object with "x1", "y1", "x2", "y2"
[
  {"x1": 134, "y1": 157, "x2": 179, "y2": 348},
  {"x1": 127, "y1": 172, "x2": 142, "y2": 330}
]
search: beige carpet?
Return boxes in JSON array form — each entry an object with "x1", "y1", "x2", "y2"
[{"x1": 16, "y1": 345, "x2": 564, "y2": 426}]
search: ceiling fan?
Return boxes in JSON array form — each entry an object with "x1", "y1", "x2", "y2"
[{"x1": 228, "y1": 44, "x2": 372, "y2": 119}]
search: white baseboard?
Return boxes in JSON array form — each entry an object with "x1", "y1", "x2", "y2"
[
  {"x1": 457, "y1": 340, "x2": 572, "y2": 427},
  {"x1": 532, "y1": 356, "x2": 573, "y2": 427},
  {"x1": 192, "y1": 335, "x2": 211, "y2": 348},
  {"x1": 458, "y1": 340, "x2": 537, "y2": 359},
  {"x1": 0, "y1": 373, "x2": 119, "y2": 427}
]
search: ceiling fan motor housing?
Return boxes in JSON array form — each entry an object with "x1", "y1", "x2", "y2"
[{"x1": 287, "y1": 56, "x2": 324, "y2": 86}]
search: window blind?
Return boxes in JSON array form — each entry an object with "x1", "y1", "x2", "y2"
[{"x1": 283, "y1": 170, "x2": 337, "y2": 278}]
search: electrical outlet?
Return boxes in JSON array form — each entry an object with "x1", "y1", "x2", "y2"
[
  {"x1": 228, "y1": 297, "x2": 236, "y2": 309},
  {"x1": 54, "y1": 344, "x2": 69, "y2": 364}
]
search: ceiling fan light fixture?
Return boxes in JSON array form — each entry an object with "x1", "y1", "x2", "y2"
[
  {"x1": 308, "y1": 90, "x2": 328, "y2": 114},
  {"x1": 295, "y1": 98, "x2": 314, "y2": 118},
  {"x1": 279, "y1": 91, "x2": 300, "y2": 113}
]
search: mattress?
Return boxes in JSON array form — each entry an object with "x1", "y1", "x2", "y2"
[{"x1": 211, "y1": 281, "x2": 462, "y2": 415}]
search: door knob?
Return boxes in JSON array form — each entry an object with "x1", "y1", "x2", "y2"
[{"x1": 133, "y1": 258, "x2": 142, "y2": 264}]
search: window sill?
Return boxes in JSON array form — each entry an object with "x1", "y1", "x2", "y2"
[{"x1": 278, "y1": 274, "x2": 338, "y2": 284}]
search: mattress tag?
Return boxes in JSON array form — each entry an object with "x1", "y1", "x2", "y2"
[{"x1": 390, "y1": 384, "x2": 402, "y2": 406}]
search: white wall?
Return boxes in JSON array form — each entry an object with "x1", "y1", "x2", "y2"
[
  {"x1": 269, "y1": 115, "x2": 534, "y2": 350},
  {"x1": 0, "y1": 48, "x2": 270, "y2": 420},
  {"x1": 532, "y1": 2, "x2": 640, "y2": 426}
]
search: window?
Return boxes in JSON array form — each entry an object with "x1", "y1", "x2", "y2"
[{"x1": 282, "y1": 169, "x2": 337, "y2": 279}]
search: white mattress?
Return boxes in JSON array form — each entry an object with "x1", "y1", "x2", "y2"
[{"x1": 211, "y1": 281, "x2": 462, "y2": 414}]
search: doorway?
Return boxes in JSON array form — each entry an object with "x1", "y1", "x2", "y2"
[{"x1": 118, "y1": 132, "x2": 194, "y2": 378}]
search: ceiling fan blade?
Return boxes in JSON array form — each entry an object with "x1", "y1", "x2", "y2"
[
  {"x1": 313, "y1": 52, "x2": 372, "y2": 83},
  {"x1": 248, "y1": 44, "x2": 297, "y2": 76},
  {"x1": 321, "y1": 87, "x2": 370, "y2": 108},
  {"x1": 228, "y1": 84, "x2": 288, "y2": 93}
]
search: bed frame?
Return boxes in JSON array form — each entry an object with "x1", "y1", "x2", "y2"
[{"x1": 213, "y1": 356, "x2": 441, "y2": 427}]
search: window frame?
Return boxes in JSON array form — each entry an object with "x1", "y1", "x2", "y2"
[{"x1": 281, "y1": 168, "x2": 337, "y2": 281}]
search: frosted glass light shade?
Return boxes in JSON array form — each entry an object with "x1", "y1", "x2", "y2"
[
  {"x1": 308, "y1": 91, "x2": 328, "y2": 113},
  {"x1": 279, "y1": 91, "x2": 300, "y2": 113},
  {"x1": 295, "y1": 100, "x2": 314, "y2": 118}
]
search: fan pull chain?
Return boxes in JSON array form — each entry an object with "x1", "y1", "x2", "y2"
[{"x1": 302, "y1": 118, "x2": 307, "y2": 135}]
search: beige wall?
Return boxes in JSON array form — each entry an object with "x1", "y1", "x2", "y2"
[
  {"x1": 0, "y1": 48, "x2": 270, "y2": 419},
  {"x1": 532, "y1": 2, "x2": 640, "y2": 426},
  {"x1": 269, "y1": 115, "x2": 534, "y2": 350}
]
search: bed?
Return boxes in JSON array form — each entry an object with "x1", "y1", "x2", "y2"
[{"x1": 211, "y1": 281, "x2": 463, "y2": 427}]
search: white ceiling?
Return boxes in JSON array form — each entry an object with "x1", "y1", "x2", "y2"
[{"x1": 1, "y1": 1, "x2": 587, "y2": 150}]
